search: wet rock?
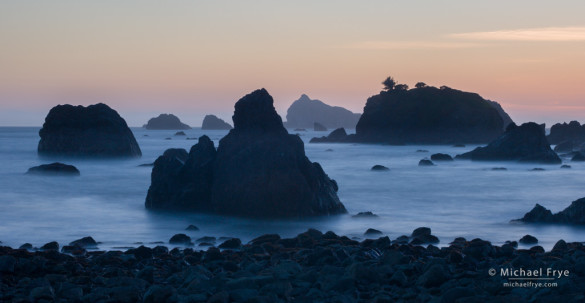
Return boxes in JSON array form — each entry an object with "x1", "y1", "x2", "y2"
[
  {"x1": 143, "y1": 285, "x2": 178, "y2": 303},
  {"x1": 419, "y1": 159, "x2": 435, "y2": 166},
  {"x1": 352, "y1": 211, "x2": 378, "y2": 218},
  {"x1": 19, "y1": 243, "x2": 33, "y2": 250},
  {"x1": 519, "y1": 235, "x2": 538, "y2": 245},
  {"x1": 40, "y1": 241, "x2": 59, "y2": 251},
  {"x1": 552, "y1": 239, "x2": 568, "y2": 252},
  {"x1": 218, "y1": 238, "x2": 242, "y2": 249},
  {"x1": 0, "y1": 255, "x2": 16, "y2": 273},
  {"x1": 371, "y1": 165, "x2": 390, "y2": 171},
  {"x1": 250, "y1": 234, "x2": 281, "y2": 245},
  {"x1": 417, "y1": 264, "x2": 449, "y2": 288},
  {"x1": 26, "y1": 162, "x2": 80, "y2": 176},
  {"x1": 169, "y1": 234, "x2": 192, "y2": 245},
  {"x1": 364, "y1": 228, "x2": 383, "y2": 236},
  {"x1": 70, "y1": 236, "x2": 98, "y2": 248}
]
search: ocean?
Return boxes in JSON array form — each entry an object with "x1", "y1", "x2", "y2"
[{"x1": 0, "y1": 127, "x2": 583, "y2": 250}]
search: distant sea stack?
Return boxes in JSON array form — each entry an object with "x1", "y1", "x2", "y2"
[
  {"x1": 38, "y1": 103, "x2": 142, "y2": 158},
  {"x1": 547, "y1": 121, "x2": 585, "y2": 146},
  {"x1": 144, "y1": 114, "x2": 190, "y2": 130},
  {"x1": 201, "y1": 115, "x2": 233, "y2": 130},
  {"x1": 146, "y1": 89, "x2": 347, "y2": 217},
  {"x1": 285, "y1": 94, "x2": 361, "y2": 129},
  {"x1": 310, "y1": 79, "x2": 513, "y2": 144},
  {"x1": 456, "y1": 122, "x2": 561, "y2": 164}
]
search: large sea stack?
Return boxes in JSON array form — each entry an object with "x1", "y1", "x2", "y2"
[
  {"x1": 355, "y1": 86, "x2": 506, "y2": 144},
  {"x1": 144, "y1": 114, "x2": 190, "y2": 130},
  {"x1": 38, "y1": 103, "x2": 142, "y2": 157},
  {"x1": 547, "y1": 121, "x2": 585, "y2": 146},
  {"x1": 456, "y1": 122, "x2": 561, "y2": 164},
  {"x1": 285, "y1": 94, "x2": 361, "y2": 129},
  {"x1": 146, "y1": 89, "x2": 346, "y2": 217}
]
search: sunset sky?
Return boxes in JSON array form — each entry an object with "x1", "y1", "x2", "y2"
[{"x1": 1, "y1": 1, "x2": 585, "y2": 126}]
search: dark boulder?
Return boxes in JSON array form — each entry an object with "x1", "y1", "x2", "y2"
[
  {"x1": 519, "y1": 235, "x2": 538, "y2": 245},
  {"x1": 456, "y1": 122, "x2": 561, "y2": 164},
  {"x1": 371, "y1": 165, "x2": 389, "y2": 171},
  {"x1": 144, "y1": 114, "x2": 190, "y2": 130},
  {"x1": 516, "y1": 197, "x2": 585, "y2": 224},
  {"x1": 146, "y1": 89, "x2": 347, "y2": 217},
  {"x1": 561, "y1": 165, "x2": 572, "y2": 169},
  {"x1": 547, "y1": 121, "x2": 585, "y2": 145},
  {"x1": 364, "y1": 228, "x2": 383, "y2": 236},
  {"x1": 419, "y1": 159, "x2": 435, "y2": 166},
  {"x1": 218, "y1": 238, "x2": 242, "y2": 249},
  {"x1": 352, "y1": 211, "x2": 378, "y2": 218},
  {"x1": 314, "y1": 122, "x2": 327, "y2": 131},
  {"x1": 169, "y1": 234, "x2": 192, "y2": 245},
  {"x1": 26, "y1": 162, "x2": 80, "y2": 176},
  {"x1": 70, "y1": 236, "x2": 98, "y2": 248},
  {"x1": 38, "y1": 103, "x2": 141, "y2": 157},
  {"x1": 310, "y1": 128, "x2": 355, "y2": 143},
  {"x1": 284, "y1": 94, "x2": 361, "y2": 129},
  {"x1": 201, "y1": 115, "x2": 233, "y2": 130},
  {"x1": 430, "y1": 153, "x2": 453, "y2": 161},
  {"x1": 174, "y1": 131, "x2": 186, "y2": 136},
  {"x1": 41, "y1": 241, "x2": 59, "y2": 251},
  {"x1": 355, "y1": 85, "x2": 507, "y2": 144}
]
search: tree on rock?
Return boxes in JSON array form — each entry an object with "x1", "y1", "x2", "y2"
[{"x1": 382, "y1": 76, "x2": 396, "y2": 91}]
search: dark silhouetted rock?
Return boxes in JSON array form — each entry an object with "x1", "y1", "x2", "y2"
[
  {"x1": 531, "y1": 168, "x2": 545, "y2": 171},
  {"x1": 355, "y1": 85, "x2": 507, "y2": 144},
  {"x1": 19, "y1": 243, "x2": 33, "y2": 250},
  {"x1": 174, "y1": 131, "x2": 186, "y2": 136},
  {"x1": 517, "y1": 198, "x2": 585, "y2": 224},
  {"x1": 419, "y1": 159, "x2": 435, "y2": 166},
  {"x1": 38, "y1": 103, "x2": 141, "y2": 157},
  {"x1": 146, "y1": 89, "x2": 347, "y2": 217},
  {"x1": 352, "y1": 211, "x2": 378, "y2": 218},
  {"x1": 310, "y1": 128, "x2": 356, "y2": 143},
  {"x1": 430, "y1": 153, "x2": 453, "y2": 161},
  {"x1": 371, "y1": 165, "x2": 389, "y2": 171},
  {"x1": 519, "y1": 235, "x2": 538, "y2": 245},
  {"x1": 547, "y1": 121, "x2": 585, "y2": 145},
  {"x1": 572, "y1": 152, "x2": 585, "y2": 162},
  {"x1": 284, "y1": 94, "x2": 361, "y2": 129},
  {"x1": 144, "y1": 114, "x2": 190, "y2": 130},
  {"x1": 185, "y1": 225, "x2": 199, "y2": 231},
  {"x1": 491, "y1": 167, "x2": 507, "y2": 171},
  {"x1": 456, "y1": 122, "x2": 561, "y2": 164},
  {"x1": 169, "y1": 234, "x2": 192, "y2": 245},
  {"x1": 417, "y1": 149, "x2": 429, "y2": 152},
  {"x1": 70, "y1": 236, "x2": 98, "y2": 248},
  {"x1": 554, "y1": 140, "x2": 575, "y2": 153},
  {"x1": 364, "y1": 228, "x2": 383, "y2": 236},
  {"x1": 41, "y1": 241, "x2": 59, "y2": 251},
  {"x1": 561, "y1": 165, "x2": 572, "y2": 169},
  {"x1": 314, "y1": 122, "x2": 327, "y2": 131},
  {"x1": 26, "y1": 162, "x2": 80, "y2": 176},
  {"x1": 201, "y1": 115, "x2": 233, "y2": 130},
  {"x1": 218, "y1": 238, "x2": 242, "y2": 249}
]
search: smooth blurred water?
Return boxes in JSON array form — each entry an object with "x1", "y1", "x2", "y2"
[{"x1": 0, "y1": 127, "x2": 584, "y2": 250}]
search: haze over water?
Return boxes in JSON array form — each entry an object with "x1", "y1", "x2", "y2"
[{"x1": 1, "y1": 127, "x2": 583, "y2": 250}]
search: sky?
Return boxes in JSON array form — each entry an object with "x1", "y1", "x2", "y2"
[{"x1": 1, "y1": 1, "x2": 585, "y2": 126}]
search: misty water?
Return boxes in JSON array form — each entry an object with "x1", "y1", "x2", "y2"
[{"x1": 1, "y1": 127, "x2": 584, "y2": 251}]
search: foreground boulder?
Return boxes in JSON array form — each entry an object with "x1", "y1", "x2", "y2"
[
  {"x1": 456, "y1": 122, "x2": 561, "y2": 164},
  {"x1": 38, "y1": 103, "x2": 141, "y2": 157},
  {"x1": 284, "y1": 94, "x2": 361, "y2": 129},
  {"x1": 517, "y1": 197, "x2": 585, "y2": 224},
  {"x1": 201, "y1": 115, "x2": 232, "y2": 130},
  {"x1": 144, "y1": 114, "x2": 190, "y2": 130},
  {"x1": 26, "y1": 163, "x2": 80, "y2": 176},
  {"x1": 146, "y1": 89, "x2": 347, "y2": 217}
]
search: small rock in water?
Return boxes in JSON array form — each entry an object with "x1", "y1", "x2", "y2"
[
  {"x1": 169, "y1": 234, "x2": 192, "y2": 245},
  {"x1": 26, "y1": 162, "x2": 80, "y2": 176},
  {"x1": 138, "y1": 163, "x2": 154, "y2": 167},
  {"x1": 519, "y1": 234, "x2": 538, "y2": 245},
  {"x1": 19, "y1": 243, "x2": 33, "y2": 250},
  {"x1": 185, "y1": 224, "x2": 199, "y2": 231},
  {"x1": 165, "y1": 137, "x2": 172, "y2": 140},
  {"x1": 416, "y1": 149, "x2": 429, "y2": 153},
  {"x1": 561, "y1": 164, "x2": 572, "y2": 169},
  {"x1": 410, "y1": 227, "x2": 439, "y2": 244},
  {"x1": 174, "y1": 131, "x2": 186, "y2": 136},
  {"x1": 491, "y1": 167, "x2": 507, "y2": 171},
  {"x1": 40, "y1": 241, "x2": 59, "y2": 251},
  {"x1": 371, "y1": 165, "x2": 390, "y2": 171},
  {"x1": 531, "y1": 168, "x2": 545, "y2": 171},
  {"x1": 430, "y1": 153, "x2": 453, "y2": 161},
  {"x1": 419, "y1": 159, "x2": 435, "y2": 166},
  {"x1": 352, "y1": 211, "x2": 378, "y2": 218},
  {"x1": 364, "y1": 228, "x2": 383, "y2": 236},
  {"x1": 218, "y1": 238, "x2": 242, "y2": 249},
  {"x1": 70, "y1": 236, "x2": 98, "y2": 248}
]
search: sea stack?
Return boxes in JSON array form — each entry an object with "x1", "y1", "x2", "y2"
[
  {"x1": 146, "y1": 89, "x2": 347, "y2": 217},
  {"x1": 456, "y1": 122, "x2": 561, "y2": 164},
  {"x1": 38, "y1": 103, "x2": 142, "y2": 157},
  {"x1": 201, "y1": 115, "x2": 233, "y2": 130},
  {"x1": 285, "y1": 94, "x2": 361, "y2": 129},
  {"x1": 144, "y1": 114, "x2": 191, "y2": 130}
]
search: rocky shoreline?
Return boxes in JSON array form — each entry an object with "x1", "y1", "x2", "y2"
[{"x1": 1, "y1": 230, "x2": 584, "y2": 302}]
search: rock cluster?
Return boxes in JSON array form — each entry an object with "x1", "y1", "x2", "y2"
[{"x1": 146, "y1": 89, "x2": 346, "y2": 217}]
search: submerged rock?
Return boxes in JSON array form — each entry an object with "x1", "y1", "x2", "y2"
[
  {"x1": 456, "y1": 122, "x2": 561, "y2": 164},
  {"x1": 26, "y1": 162, "x2": 80, "y2": 176},
  {"x1": 418, "y1": 159, "x2": 435, "y2": 166},
  {"x1": 146, "y1": 89, "x2": 347, "y2": 217},
  {"x1": 201, "y1": 115, "x2": 233, "y2": 130},
  {"x1": 38, "y1": 103, "x2": 141, "y2": 157},
  {"x1": 371, "y1": 165, "x2": 390, "y2": 171},
  {"x1": 144, "y1": 114, "x2": 190, "y2": 130},
  {"x1": 517, "y1": 197, "x2": 585, "y2": 224}
]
